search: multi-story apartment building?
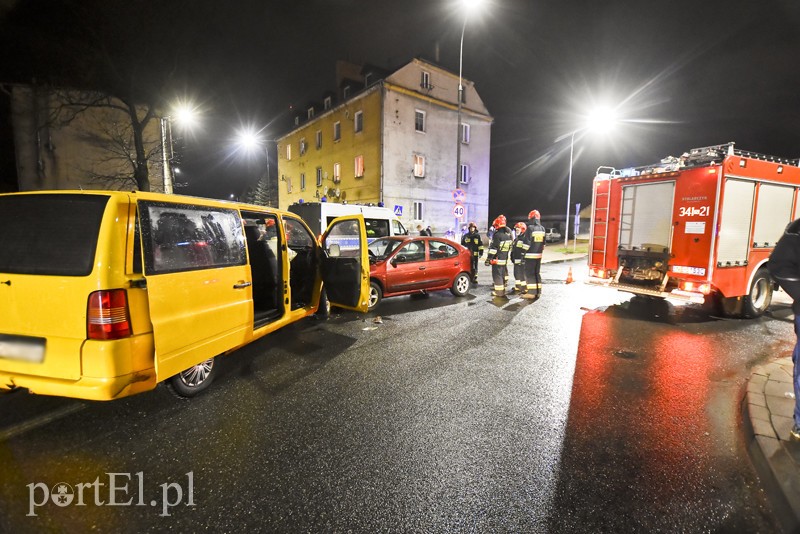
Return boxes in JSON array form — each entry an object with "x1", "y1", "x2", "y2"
[{"x1": 277, "y1": 58, "x2": 493, "y2": 234}]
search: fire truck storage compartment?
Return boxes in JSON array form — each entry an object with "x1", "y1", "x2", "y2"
[
  {"x1": 619, "y1": 181, "x2": 675, "y2": 251},
  {"x1": 752, "y1": 183, "x2": 794, "y2": 248},
  {"x1": 716, "y1": 179, "x2": 754, "y2": 266}
]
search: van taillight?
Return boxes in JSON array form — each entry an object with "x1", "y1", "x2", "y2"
[{"x1": 87, "y1": 290, "x2": 132, "y2": 340}]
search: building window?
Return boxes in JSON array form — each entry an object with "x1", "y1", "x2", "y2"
[
  {"x1": 421, "y1": 71, "x2": 431, "y2": 90},
  {"x1": 461, "y1": 123, "x2": 470, "y2": 144},
  {"x1": 343, "y1": 86, "x2": 351, "y2": 99},
  {"x1": 299, "y1": 138, "x2": 307, "y2": 155},
  {"x1": 286, "y1": 144, "x2": 292, "y2": 161},
  {"x1": 316, "y1": 167, "x2": 323, "y2": 187},
  {"x1": 300, "y1": 173, "x2": 306, "y2": 191},
  {"x1": 354, "y1": 110, "x2": 363, "y2": 133},
  {"x1": 307, "y1": 107, "x2": 314, "y2": 119},
  {"x1": 355, "y1": 155, "x2": 364, "y2": 178},
  {"x1": 333, "y1": 162, "x2": 341, "y2": 183},
  {"x1": 333, "y1": 121, "x2": 341, "y2": 141},
  {"x1": 413, "y1": 201, "x2": 424, "y2": 221},
  {"x1": 324, "y1": 96, "x2": 332, "y2": 110},
  {"x1": 316, "y1": 130, "x2": 322, "y2": 149},
  {"x1": 414, "y1": 110, "x2": 426, "y2": 133},
  {"x1": 294, "y1": 116, "x2": 300, "y2": 126},
  {"x1": 413, "y1": 154, "x2": 425, "y2": 178},
  {"x1": 460, "y1": 164, "x2": 470, "y2": 184}
]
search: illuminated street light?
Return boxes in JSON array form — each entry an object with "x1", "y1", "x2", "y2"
[
  {"x1": 235, "y1": 126, "x2": 275, "y2": 206},
  {"x1": 454, "y1": 0, "x2": 486, "y2": 233},
  {"x1": 161, "y1": 102, "x2": 199, "y2": 194},
  {"x1": 563, "y1": 106, "x2": 616, "y2": 252}
]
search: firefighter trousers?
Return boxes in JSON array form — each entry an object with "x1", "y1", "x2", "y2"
[
  {"x1": 470, "y1": 255, "x2": 480, "y2": 282},
  {"x1": 524, "y1": 258, "x2": 542, "y2": 296},
  {"x1": 513, "y1": 261, "x2": 526, "y2": 292},
  {"x1": 492, "y1": 264, "x2": 508, "y2": 296}
]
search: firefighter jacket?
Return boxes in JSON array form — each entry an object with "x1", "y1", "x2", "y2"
[
  {"x1": 769, "y1": 218, "x2": 800, "y2": 314},
  {"x1": 486, "y1": 227, "x2": 514, "y2": 265},
  {"x1": 511, "y1": 234, "x2": 526, "y2": 265},
  {"x1": 461, "y1": 230, "x2": 485, "y2": 258},
  {"x1": 521, "y1": 220, "x2": 546, "y2": 260}
]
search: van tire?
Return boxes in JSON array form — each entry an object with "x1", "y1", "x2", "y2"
[
  {"x1": 450, "y1": 272, "x2": 471, "y2": 296},
  {"x1": 368, "y1": 281, "x2": 382, "y2": 310},
  {"x1": 165, "y1": 358, "x2": 218, "y2": 398},
  {"x1": 743, "y1": 267, "x2": 773, "y2": 318}
]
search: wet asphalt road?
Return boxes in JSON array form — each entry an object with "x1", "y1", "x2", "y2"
[{"x1": 0, "y1": 259, "x2": 793, "y2": 532}]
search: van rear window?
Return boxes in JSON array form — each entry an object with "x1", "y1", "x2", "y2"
[{"x1": 0, "y1": 194, "x2": 109, "y2": 276}]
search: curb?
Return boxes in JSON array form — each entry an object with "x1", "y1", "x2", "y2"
[{"x1": 743, "y1": 359, "x2": 800, "y2": 534}]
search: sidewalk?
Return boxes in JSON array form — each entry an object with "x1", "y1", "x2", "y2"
[{"x1": 744, "y1": 358, "x2": 800, "y2": 532}]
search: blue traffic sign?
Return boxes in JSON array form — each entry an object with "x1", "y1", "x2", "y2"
[{"x1": 393, "y1": 205, "x2": 403, "y2": 216}]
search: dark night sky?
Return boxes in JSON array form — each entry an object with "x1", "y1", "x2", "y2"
[{"x1": 3, "y1": 0, "x2": 800, "y2": 221}]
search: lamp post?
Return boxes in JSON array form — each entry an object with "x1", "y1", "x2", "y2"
[
  {"x1": 235, "y1": 128, "x2": 275, "y2": 206},
  {"x1": 454, "y1": 0, "x2": 484, "y2": 234},
  {"x1": 160, "y1": 103, "x2": 198, "y2": 194},
  {"x1": 562, "y1": 106, "x2": 616, "y2": 252}
]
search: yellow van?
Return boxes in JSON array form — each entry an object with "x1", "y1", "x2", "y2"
[{"x1": 0, "y1": 190, "x2": 369, "y2": 400}]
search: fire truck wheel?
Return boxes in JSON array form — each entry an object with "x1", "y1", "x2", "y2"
[{"x1": 743, "y1": 267, "x2": 773, "y2": 318}]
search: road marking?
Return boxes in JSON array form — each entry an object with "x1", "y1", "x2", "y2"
[{"x1": 0, "y1": 403, "x2": 85, "y2": 441}]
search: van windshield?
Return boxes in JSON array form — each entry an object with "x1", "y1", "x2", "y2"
[{"x1": 0, "y1": 194, "x2": 109, "y2": 276}]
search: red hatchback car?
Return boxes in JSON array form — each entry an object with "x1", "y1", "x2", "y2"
[{"x1": 367, "y1": 236, "x2": 473, "y2": 310}]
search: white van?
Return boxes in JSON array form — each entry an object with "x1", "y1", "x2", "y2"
[{"x1": 289, "y1": 202, "x2": 408, "y2": 241}]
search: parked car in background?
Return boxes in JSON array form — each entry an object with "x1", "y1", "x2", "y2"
[
  {"x1": 367, "y1": 236, "x2": 472, "y2": 310},
  {"x1": 545, "y1": 228, "x2": 562, "y2": 243}
]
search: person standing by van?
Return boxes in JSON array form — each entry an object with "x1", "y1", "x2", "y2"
[
  {"x1": 521, "y1": 209, "x2": 546, "y2": 300},
  {"x1": 461, "y1": 221, "x2": 484, "y2": 284},
  {"x1": 485, "y1": 215, "x2": 513, "y2": 297},
  {"x1": 768, "y1": 219, "x2": 800, "y2": 442}
]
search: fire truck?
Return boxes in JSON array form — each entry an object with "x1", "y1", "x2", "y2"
[{"x1": 587, "y1": 142, "x2": 800, "y2": 317}]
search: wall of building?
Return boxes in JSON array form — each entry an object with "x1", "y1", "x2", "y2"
[
  {"x1": 382, "y1": 61, "x2": 491, "y2": 234},
  {"x1": 277, "y1": 87, "x2": 382, "y2": 211},
  {"x1": 10, "y1": 85, "x2": 163, "y2": 192}
]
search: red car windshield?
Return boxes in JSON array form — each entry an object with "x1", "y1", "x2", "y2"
[{"x1": 368, "y1": 238, "x2": 405, "y2": 261}]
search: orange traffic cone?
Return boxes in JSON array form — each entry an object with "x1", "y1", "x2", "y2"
[{"x1": 565, "y1": 267, "x2": 574, "y2": 284}]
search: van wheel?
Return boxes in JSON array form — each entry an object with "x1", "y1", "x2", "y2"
[
  {"x1": 368, "y1": 281, "x2": 382, "y2": 310},
  {"x1": 450, "y1": 272, "x2": 471, "y2": 296},
  {"x1": 743, "y1": 268, "x2": 773, "y2": 318},
  {"x1": 166, "y1": 358, "x2": 217, "y2": 398}
]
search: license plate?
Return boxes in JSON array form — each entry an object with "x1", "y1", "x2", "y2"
[{"x1": 0, "y1": 335, "x2": 45, "y2": 363}]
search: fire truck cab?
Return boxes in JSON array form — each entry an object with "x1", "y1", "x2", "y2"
[{"x1": 587, "y1": 143, "x2": 800, "y2": 317}]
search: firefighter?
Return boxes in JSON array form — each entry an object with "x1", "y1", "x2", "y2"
[
  {"x1": 461, "y1": 221, "x2": 484, "y2": 284},
  {"x1": 520, "y1": 209, "x2": 546, "y2": 300},
  {"x1": 485, "y1": 214, "x2": 513, "y2": 297},
  {"x1": 511, "y1": 222, "x2": 527, "y2": 294}
]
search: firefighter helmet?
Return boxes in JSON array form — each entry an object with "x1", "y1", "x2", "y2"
[
  {"x1": 492, "y1": 215, "x2": 507, "y2": 228},
  {"x1": 468, "y1": 221, "x2": 477, "y2": 230},
  {"x1": 528, "y1": 209, "x2": 541, "y2": 220},
  {"x1": 515, "y1": 222, "x2": 527, "y2": 233}
]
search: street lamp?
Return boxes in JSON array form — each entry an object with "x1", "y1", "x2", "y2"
[
  {"x1": 563, "y1": 106, "x2": 615, "y2": 252},
  {"x1": 235, "y1": 127, "x2": 274, "y2": 206},
  {"x1": 160, "y1": 103, "x2": 198, "y2": 194},
  {"x1": 454, "y1": 0, "x2": 485, "y2": 233}
]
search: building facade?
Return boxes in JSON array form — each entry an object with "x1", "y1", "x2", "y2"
[{"x1": 277, "y1": 58, "x2": 493, "y2": 235}]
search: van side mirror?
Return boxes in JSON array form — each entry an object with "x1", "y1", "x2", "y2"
[{"x1": 329, "y1": 244, "x2": 340, "y2": 257}]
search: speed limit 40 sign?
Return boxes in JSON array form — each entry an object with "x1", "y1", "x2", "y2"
[{"x1": 452, "y1": 203, "x2": 465, "y2": 218}]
